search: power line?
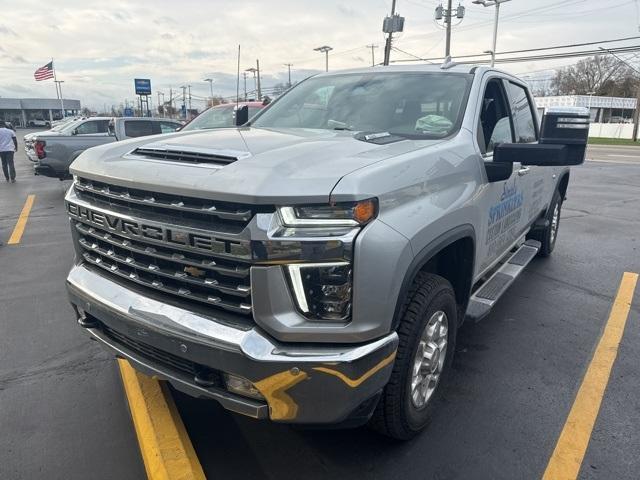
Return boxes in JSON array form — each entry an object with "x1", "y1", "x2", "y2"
[{"x1": 390, "y1": 36, "x2": 640, "y2": 63}]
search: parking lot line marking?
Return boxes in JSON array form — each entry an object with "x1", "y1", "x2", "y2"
[
  {"x1": 118, "y1": 359, "x2": 205, "y2": 480},
  {"x1": 542, "y1": 272, "x2": 638, "y2": 480},
  {"x1": 8, "y1": 194, "x2": 36, "y2": 245}
]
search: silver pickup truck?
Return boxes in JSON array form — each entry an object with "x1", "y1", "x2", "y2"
[
  {"x1": 33, "y1": 116, "x2": 181, "y2": 179},
  {"x1": 65, "y1": 65, "x2": 589, "y2": 439}
]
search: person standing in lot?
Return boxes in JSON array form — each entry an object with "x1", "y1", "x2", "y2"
[{"x1": 0, "y1": 121, "x2": 18, "y2": 183}]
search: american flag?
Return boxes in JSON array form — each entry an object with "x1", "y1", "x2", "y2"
[{"x1": 34, "y1": 61, "x2": 54, "y2": 81}]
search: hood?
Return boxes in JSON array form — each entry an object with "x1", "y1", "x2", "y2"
[{"x1": 70, "y1": 127, "x2": 443, "y2": 204}]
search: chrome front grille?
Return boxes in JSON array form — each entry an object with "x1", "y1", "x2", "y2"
[
  {"x1": 74, "y1": 177, "x2": 261, "y2": 232},
  {"x1": 69, "y1": 178, "x2": 269, "y2": 320}
]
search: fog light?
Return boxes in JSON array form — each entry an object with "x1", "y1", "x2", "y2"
[
  {"x1": 286, "y1": 262, "x2": 352, "y2": 321},
  {"x1": 223, "y1": 373, "x2": 264, "y2": 400}
]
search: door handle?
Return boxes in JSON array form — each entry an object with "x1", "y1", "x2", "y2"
[{"x1": 517, "y1": 166, "x2": 530, "y2": 176}]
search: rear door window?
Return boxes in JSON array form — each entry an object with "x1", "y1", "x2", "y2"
[{"x1": 124, "y1": 120, "x2": 154, "y2": 138}]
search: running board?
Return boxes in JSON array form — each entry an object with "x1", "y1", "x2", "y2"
[{"x1": 466, "y1": 239, "x2": 541, "y2": 323}]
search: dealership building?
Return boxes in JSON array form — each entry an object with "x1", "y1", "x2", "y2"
[{"x1": 0, "y1": 98, "x2": 81, "y2": 127}]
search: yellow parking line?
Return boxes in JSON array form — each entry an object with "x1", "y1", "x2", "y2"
[
  {"x1": 118, "y1": 359, "x2": 205, "y2": 480},
  {"x1": 542, "y1": 272, "x2": 638, "y2": 480},
  {"x1": 8, "y1": 194, "x2": 36, "y2": 245}
]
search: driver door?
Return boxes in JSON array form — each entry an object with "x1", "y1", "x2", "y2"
[{"x1": 474, "y1": 77, "x2": 531, "y2": 277}]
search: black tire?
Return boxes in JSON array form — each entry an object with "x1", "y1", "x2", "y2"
[
  {"x1": 369, "y1": 272, "x2": 458, "y2": 440},
  {"x1": 530, "y1": 188, "x2": 563, "y2": 257}
]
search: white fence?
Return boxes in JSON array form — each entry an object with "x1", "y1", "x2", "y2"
[{"x1": 588, "y1": 123, "x2": 636, "y2": 140}]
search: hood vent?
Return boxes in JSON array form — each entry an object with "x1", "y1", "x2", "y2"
[{"x1": 131, "y1": 146, "x2": 245, "y2": 166}]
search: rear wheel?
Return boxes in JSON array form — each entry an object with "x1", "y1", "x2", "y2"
[{"x1": 369, "y1": 272, "x2": 457, "y2": 440}]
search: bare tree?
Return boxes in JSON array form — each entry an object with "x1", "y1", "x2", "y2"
[
  {"x1": 552, "y1": 55, "x2": 638, "y2": 95},
  {"x1": 552, "y1": 55, "x2": 639, "y2": 96}
]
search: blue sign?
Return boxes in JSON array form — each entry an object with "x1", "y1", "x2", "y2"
[
  {"x1": 134, "y1": 78, "x2": 152, "y2": 96},
  {"x1": 123, "y1": 107, "x2": 134, "y2": 117}
]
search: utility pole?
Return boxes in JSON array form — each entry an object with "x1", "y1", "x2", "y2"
[
  {"x1": 435, "y1": 1, "x2": 465, "y2": 57},
  {"x1": 187, "y1": 85, "x2": 192, "y2": 119},
  {"x1": 383, "y1": 0, "x2": 397, "y2": 65},
  {"x1": 256, "y1": 59, "x2": 262, "y2": 100},
  {"x1": 472, "y1": 0, "x2": 511, "y2": 67},
  {"x1": 366, "y1": 44, "x2": 378, "y2": 66},
  {"x1": 445, "y1": 0, "x2": 453, "y2": 57},
  {"x1": 181, "y1": 85, "x2": 186, "y2": 119},
  {"x1": 314, "y1": 46, "x2": 333, "y2": 72},
  {"x1": 169, "y1": 87, "x2": 174, "y2": 118},
  {"x1": 283, "y1": 63, "x2": 293, "y2": 87}
]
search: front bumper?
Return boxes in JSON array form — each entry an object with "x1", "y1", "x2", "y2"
[{"x1": 67, "y1": 264, "x2": 398, "y2": 424}]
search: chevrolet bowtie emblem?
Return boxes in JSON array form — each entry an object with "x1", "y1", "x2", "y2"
[{"x1": 184, "y1": 266, "x2": 206, "y2": 278}]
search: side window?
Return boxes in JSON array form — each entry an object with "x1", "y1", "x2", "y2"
[
  {"x1": 507, "y1": 82, "x2": 537, "y2": 143},
  {"x1": 124, "y1": 120, "x2": 154, "y2": 138},
  {"x1": 478, "y1": 79, "x2": 513, "y2": 154},
  {"x1": 159, "y1": 121, "x2": 179, "y2": 134}
]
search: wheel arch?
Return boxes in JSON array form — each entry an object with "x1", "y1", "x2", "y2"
[
  {"x1": 392, "y1": 224, "x2": 476, "y2": 330},
  {"x1": 557, "y1": 170, "x2": 570, "y2": 201}
]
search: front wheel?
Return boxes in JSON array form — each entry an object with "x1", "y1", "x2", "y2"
[
  {"x1": 369, "y1": 272, "x2": 457, "y2": 440},
  {"x1": 531, "y1": 188, "x2": 563, "y2": 257}
]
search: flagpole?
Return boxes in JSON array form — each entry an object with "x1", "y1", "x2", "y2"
[{"x1": 52, "y1": 58, "x2": 65, "y2": 118}]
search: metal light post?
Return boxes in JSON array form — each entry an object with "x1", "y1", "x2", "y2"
[
  {"x1": 54, "y1": 80, "x2": 65, "y2": 118},
  {"x1": 314, "y1": 46, "x2": 333, "y2": 72},
  {"x1": 472, "y1": 0, "x2": 511, "y2": 67},
  {"x1": 204, "y1": 78, "x2": 214, "y2": 106},
  {"x1": 245, "y1": 68, "x2": 257, "y2": 99},
  {"x1": 283, "y1": 63, "x2": 293, "y2": 88}
]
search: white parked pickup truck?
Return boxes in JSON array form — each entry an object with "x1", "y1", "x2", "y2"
[{"x1": 32, "y1": 116, "x2": 182, "y2": 179}]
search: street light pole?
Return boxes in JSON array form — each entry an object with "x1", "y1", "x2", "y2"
[
  {"x1": 314, "y1": 46, "x2": 333, "y2": 72},
  {"x1": 283, "y1": 63, "x2": 293, "y2": 88},
  {"x1": 245, "y1": 68, "x2": 257, "y2": 99},
  {"x1": 473, "y1": 0, "x2": 511, "y2": 67},
  {"x1": 204, "y1": 78, "x2": 214, "y2": 106}
]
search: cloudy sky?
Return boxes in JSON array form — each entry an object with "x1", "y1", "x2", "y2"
[{"x1": 0, "y1": 0, "x2": 638, "y2": 110}]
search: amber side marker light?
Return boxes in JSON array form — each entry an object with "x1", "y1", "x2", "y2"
[{"x1": 353, "y1": 199, "x2": 377, "y2": 224}]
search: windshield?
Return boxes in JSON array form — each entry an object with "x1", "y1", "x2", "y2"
[
  {"x1": 182, "y1": 105, "x2": 262, "y2": 131},
  {"x1": 252, "y1": 72, "x2": 471, "y2": 139}
]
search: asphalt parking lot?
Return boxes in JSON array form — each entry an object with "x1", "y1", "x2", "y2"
[{"x1": 0, "y1": 130, "x2": 638, "y2": 480}]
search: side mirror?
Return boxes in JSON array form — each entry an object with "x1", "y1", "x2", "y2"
[
  {"x1": 494, "y1": 107, "x2": 589, "y2": 166},
  {"x1": 235, "y1": 105, "x2": 249, "y2": 126},
  {"x1": 71, "y1": 129, "x2": 77, "y2": 135}
]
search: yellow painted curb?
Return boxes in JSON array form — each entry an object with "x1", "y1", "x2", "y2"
[{"x1": 118, "y1": 359, "x2": 206, "y2": 480}]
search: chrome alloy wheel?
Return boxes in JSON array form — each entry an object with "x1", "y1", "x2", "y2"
[
  {"x1": 410, "y1": 311, "x2": 448, "y2": 409},
  {"x1": 550, "y1": 202, "x2": 560, "y2": 244}
]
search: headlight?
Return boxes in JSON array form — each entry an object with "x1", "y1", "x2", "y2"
[
  {"x1": 286, "y1": 262, "x2": 352, "y2": 321},
  {"x1": 278, "y1": 199, "x2": 377, "y2": 227}
]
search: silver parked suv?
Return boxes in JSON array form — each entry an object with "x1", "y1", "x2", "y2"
[{"x1": 64, "y1": 65, "x2": 588, "y2": 439}]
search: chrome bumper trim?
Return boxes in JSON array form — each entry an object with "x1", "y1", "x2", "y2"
[{"x1": 67, "y1": 264, "x2": 398, "y2": 363}]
